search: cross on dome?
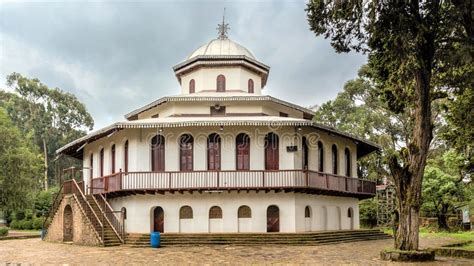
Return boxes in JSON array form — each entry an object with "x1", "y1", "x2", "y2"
[{"x1": 216, "y1": 8, "x2": 230, "y2": 40}]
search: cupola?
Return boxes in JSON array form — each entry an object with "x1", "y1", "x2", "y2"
[{"x1": 173, "y1": 17, "x2": 270, "y2": 95}]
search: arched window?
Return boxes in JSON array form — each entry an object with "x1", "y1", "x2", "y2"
[
  {"x1": 124, "y1": 140, "x2": 129, "y2": 172},
  {"x1": 179, "y1": 206, "x2": 193, "y2": 219},
  {"x1": 111, "y1": 144, "x2": 116, "y2": 174},
  {"x1": 332, "y1": 144, "x2": 338, "y2": 175},
  {"x1": 238, "y1": 205, "x2": 252, "y2": 218},
  {"x1": 265, "y1": 133, "x2": 279, "y2": 170},
  {"x1": 121, "y1": 207, "x2": 127, "y2": 220},
  {"x1": 90, "y1": 153, "x2": 94, "y2": 178},
  {"x1": 318, "y1": 141, "x2": 324, "y2": 172},
  {"x1": 302, "y1": 137, "x2": 308, "y2": 169},
  {"x1": 345, "y1": 148, "x2": 351, "y2": 177},
  {"x1": 347, "y1": 207, "x2": 353, "y2": 218},
  {"x1": 189, "y1": 79, "x2": 195, "y2": 94},
  {"x1": 216, "y1": 74, "x2": 226, "y2": 92},
  {"x1": 209, "y1": 206, "x2": 222, "y2": 219},
  {"x1": 248, "y1": 79, "x2": 254, "y2": 93},
  {"x1": 207, "y1": 133, "x2": 221, "y2": 170},
  {"x1": 305, "y1": 206, "x2": 311, "y2": 218},
  {"x1": 180, "y1": 134, "x2": 194, "y2": 171},
  {"x1": 151, "y1": 135, "x2": 165, "y2": 171},
  {"x1": 100, "y1": 148, "x2": 104, "y2": 177},
  {"x1": 236, "y1": 133, "x2": 250, "y2": 170}
]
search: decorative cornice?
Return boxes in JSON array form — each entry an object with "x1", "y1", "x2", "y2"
[{"x1": 124, "y1": 95, "x2": 315, "y2": 120}]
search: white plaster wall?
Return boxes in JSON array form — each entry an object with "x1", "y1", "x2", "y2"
[
  {"x1": 294, "y1": 194, "x2": 359, "y2": 232},
  {"x1": 109, "y1": 191, "x2": 359, "y2": 234},
  {"x1": 82, "y1": 126, "x2": 359, "y2": 185},
  {"x1": 180, "y1": 66, "x2": 263, "y2": 94},
  {"x1": 110, "y1": 191, "x2": 296, "y2": 233}
]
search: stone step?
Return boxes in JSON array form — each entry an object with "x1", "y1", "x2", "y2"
[
  {"x1": 126, "y1": 236, "x2": 391, "y2": 247},
  {"x1": 124, "y1": 230, "x2": 392, "y2": 247}
]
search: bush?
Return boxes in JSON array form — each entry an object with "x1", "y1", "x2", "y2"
[
  {"x1": 19, "y1": 220, "x2": 33, "y2": 230},
  {"x1": 360, "y1": 198, "x2": 378, "y2": 228},
  {"x1": 0, "y1": 227, "x2": 8, "y2": 237},
  {"x1": 32, "y1": 217, "x2": 45, "y2": 230},
  {"x1": 15, "y1": 210, "x2": 25, "y2": 221},
  {"x1": 9, "y1": 220, "x2": 20, "y2": 229}
]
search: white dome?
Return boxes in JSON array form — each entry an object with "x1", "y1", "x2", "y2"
[{"x1": 188, "y1": 38, "x2": 255, "y2": 59}]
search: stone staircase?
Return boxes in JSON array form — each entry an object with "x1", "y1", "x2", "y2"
[
  {"x1": 85, "y1": 195, "x2": 122, "y2": 247},
  {"x1": 125, "y1": 229, "x2": 392, "y2": 247}
]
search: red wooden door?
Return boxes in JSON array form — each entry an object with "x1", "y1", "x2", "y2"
[
  {"x1": 151, "y1": 135, "x2": 165, "y2": 171},
  {"x1": 267, "y1": 205, "x2": 280, "y2": 232},
  {"x1": 236, "y1": 134, "x2": 250, "y2": 170},
  {"x1": 265, "y1": 133, "x2": 279, "y2": 170},
  {"x1": 153, "y1": 207, "x2": 164, "y2": 233},
  {"x1": 208, "y1": 134, "x2": 221, "y2": 170},
  {"x1": 180, "y1": 135, "x2": 193, "y2": 171}
]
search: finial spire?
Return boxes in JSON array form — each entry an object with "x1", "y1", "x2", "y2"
[{"x1": 217, "y1": 8, "x2": 230, "y2": 40}]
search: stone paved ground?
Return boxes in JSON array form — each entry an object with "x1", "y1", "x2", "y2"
[{"x1": 0, "y1": 237, "x2": 472, "y2": 265}]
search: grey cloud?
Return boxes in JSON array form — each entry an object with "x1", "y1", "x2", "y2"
[{"x1": 0, "y1": 0, "x2": 366, "y2": 130}]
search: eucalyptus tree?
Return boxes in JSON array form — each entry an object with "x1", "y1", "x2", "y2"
[{"x1": 4, "y1": 73, "x2": 94, "y2": 190}]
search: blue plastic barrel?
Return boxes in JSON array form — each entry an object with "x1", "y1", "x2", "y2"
[{"x1": 150, "y1": 232, "x2": 161, "y2": 248}]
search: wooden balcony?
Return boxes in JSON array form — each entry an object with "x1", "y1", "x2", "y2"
[{"x1": 88, "y1": 170, "x2": 376, "y2": 199}]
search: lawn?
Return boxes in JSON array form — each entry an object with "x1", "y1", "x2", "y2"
[{"x1": 383, "y1": 227, "x2": 474, "y2": 242}]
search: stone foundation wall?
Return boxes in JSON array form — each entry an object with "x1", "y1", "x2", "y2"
[{"x1": 44, "y1": 194, "x2": 101, "y2": 246}]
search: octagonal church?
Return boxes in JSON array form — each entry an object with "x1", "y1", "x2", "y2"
[{"x1": 48, "y1": 21, "x2": 378, "y2": 245}]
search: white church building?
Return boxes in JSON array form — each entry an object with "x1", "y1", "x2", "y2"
[{"x1": 57, "y1": 22, "x2": 378, "y2": 235}]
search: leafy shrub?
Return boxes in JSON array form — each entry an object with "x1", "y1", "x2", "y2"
[
  {"x1": 19, "y1": 220, "x2": 33, "y2": 230},
  {"x1": 15, "y1": 210, "x2": 25, "y2": 221},
  {"x1": 0, "y1": 227, "x2": 8, "y2": 236},
  {"x1": 34, "y1": 188, "x2": 58, "y2": 217},
  {"x1": 9, "y1": 220, "x2": 20, "y2": 229},
  {"x1": 32, "y1": 217, "x2": 45, "y2": 230},
  {"x1": 360, "y1": 198, "x2": 378, "y2": 228}
]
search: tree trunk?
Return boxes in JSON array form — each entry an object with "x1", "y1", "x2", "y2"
[
  {"x1": 437, "y1": 204, "x2": 449, "y2": 230},
  {"x1": 389, "y1": 64, "x2": 433, "y2": 250},
  {"x1": 42, "y1": 138, "x2": 48, "y2": 190},
  {"x1": 395, "y1": 199, "x2": 420, "y2": 250}
]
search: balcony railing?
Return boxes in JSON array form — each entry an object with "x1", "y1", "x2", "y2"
[{"x1": 89, "y1": 170, "x2": 376, "y2": 198}]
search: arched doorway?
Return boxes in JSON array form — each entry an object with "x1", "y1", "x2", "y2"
[
  {"x1": 209, "y1": 206, "x2": 223, "y2": 232},
  {"x1": 238, "y1": 205, "x2": 252, "y2": 232},
  {"x1": 63, "y1": 205, "x2": 73, "y2": 242},
  {"x1": 321, "y1": 206, "x2": 327, "y2": 230},
  {"x1": 152, "y1": 207, "x2": 164, "y2": 233},
  {"x1": 336, "y1": 206, "x2": 342, "y2": 230},
  {"x1": 348, "y1": 207, "x2": 354, "y2": 230},
  {"x1": 304, "y1": 206, "x2": 311, "y2": 232},
  {"x1": 266, "y1": 205, "x2": 280, "y2": 232},
  {"x1": 179, "y1": 205, "x2": 193, "y2": 233}
]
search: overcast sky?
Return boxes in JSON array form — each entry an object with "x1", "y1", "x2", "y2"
[{"x1": 0, "y1": 0, "x2": 366, "y2": 130}]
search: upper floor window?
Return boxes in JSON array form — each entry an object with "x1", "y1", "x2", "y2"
[
  {"x1": 248, "y1": 79, "x2": 254, "y2": 93},
  {"x1": 216, "y1": 75, "x2": 226, "y2": 92},
  {"x1": 100, "y1": 148, "x2": 104, "y2": 177},
  {"x1": 236, "y1": 133, "x2": 250, "y2": 170},
  {"x1": 207, "y1": 133, "x2": 221, "y2": 170},
  {"x1": 189, "y1": 79, "x2": 195, "y2": 94},
  {"x1": 151, "y1": 135, "x2": 165, "y2": 172},
  {"x1": 345, "y1": 148, "x2": 351, "y2": 177},
  {"x1": 332, "y1": 144, "x2": 338, "y2": 175},
  {"x1": 265, "y1": 132, "x2": 279, "y2": 170},
  {"x1": 90, "y1": 153, "x2": 94, "y2": 178},
  {"x1": 180, "y1": 134, "x2": 194, "y2": 171},
  {"x1": 111, "y1": 144, "x2": 116, "y2": 174},
  {"x1": 302, "y1": 137, "x2": 308, "y2": 170},
  {"x1": 124, "y1": 140, "x2": 129, "y2": 172},
  {"x1": 318, "y1": 141, "x2": 324, "y2": 172}
]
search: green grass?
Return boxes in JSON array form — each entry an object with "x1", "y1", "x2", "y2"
[{"x1": 382, "y1": 227, "x2": 474, "y2": 241}]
